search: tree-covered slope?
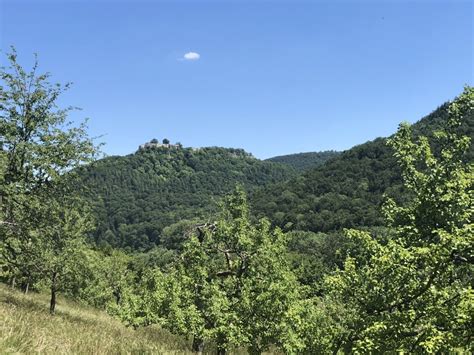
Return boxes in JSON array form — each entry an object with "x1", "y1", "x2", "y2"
[
  {"x1": 78, "y1": 146, "x2": 296, "y2": 250},
  {"x1": 266, "y1": 151, "x2": 340, "y2": 171},
  {"x1": 251, "y1": 101, "x2": 474, "y2": 233}
]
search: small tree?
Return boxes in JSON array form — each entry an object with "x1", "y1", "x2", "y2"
[
  {"x1": 319, "y1": 87, "x2": 474, "y2": 353},
  {"x1": 162, "y1": 138, "x2": 170, "y2": 145}
]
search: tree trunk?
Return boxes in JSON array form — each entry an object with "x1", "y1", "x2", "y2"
[
  {"x1": 192, "y1": 336, "x2": 204, "y2": 354},
  {"x1": 50, "y1": 272, "x2": 57, "y2": 314},
  {"x1": 24, "y1": 282, "x2": 29, "y2": 294},
  {"x1": 11, "y1": 275, "x2": 16, "y2": 289},
  {"x1": 216, "y1": 334, "x2": 227, "y2": 355},
  {"x1": 113, "y1": 289, "x2": 121, "y2": 305}
]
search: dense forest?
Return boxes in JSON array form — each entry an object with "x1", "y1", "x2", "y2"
[
  {"x1": 1, "y1": 50, "x2": 473, "y2": 354},
  {"x1": 265, "y1": 151, "x2": 340, "y2": 171},
  {"x1": 78, "y1": 146, "x2": 296, "y2": 250}
]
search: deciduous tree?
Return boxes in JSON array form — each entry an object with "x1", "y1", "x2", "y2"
[{"x1": 0, "y1": 48, "x2": 99, "y2": 296}]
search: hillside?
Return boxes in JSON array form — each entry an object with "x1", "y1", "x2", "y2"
[
  {"x1": 251, "y1": 102, "x2": 474, "y2": 232},
  {"x1": 0, "y1": 284, "x2": 191, "y2": 354},
  {"x1": 266, "y1": 151, "x2": 340, "y2": 171},
  {"x1": 78, "y1": 146, "x2": 296, "y2": 250}
]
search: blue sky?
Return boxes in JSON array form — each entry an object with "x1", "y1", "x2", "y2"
[{"x1": 1, "y1": 0, "x2": 472, "y2": 159}]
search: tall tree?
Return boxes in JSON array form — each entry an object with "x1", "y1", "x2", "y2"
[{"x1": 0, "y1": 48, "x2": 99, "y2": 291}]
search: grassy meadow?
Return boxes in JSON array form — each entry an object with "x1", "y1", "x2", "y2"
[{"x1": 0, "y1": 284, "x2": 191, "y2": 354}]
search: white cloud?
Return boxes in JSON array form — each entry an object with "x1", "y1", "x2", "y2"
[{"x1": 182, "y1": 52, "x2": 200, "y2": 61}]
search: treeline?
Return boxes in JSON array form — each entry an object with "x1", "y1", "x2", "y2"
[{"x1": 1, "y1": 50, "x2": 473, "y2": 353}]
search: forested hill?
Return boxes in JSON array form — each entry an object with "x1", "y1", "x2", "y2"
[
  {"x1": 266, "y1": 151, "x2": 340, "y2": 171},
  {"x1": 78, "y1": 146, "x2": 296, "y2": 250},
  {"x1": 77, "y1": 99, "x2": 473, "y2": 251},
  {"x1": 251, "y1": 101, "x2": 474, "y2": 233}
]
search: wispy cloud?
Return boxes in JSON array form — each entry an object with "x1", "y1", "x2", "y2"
[{"x1": 181, "y1": 52, "x2": 200, "y2": 61}]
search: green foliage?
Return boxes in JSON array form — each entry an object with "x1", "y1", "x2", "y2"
[
  {"x1": 75, "y1": 250, "x2": 134, "y2": 310},
  {"x1": 34, "y1": 195, "x2": 95, "y2": 309},
  {"x1": 266, "y1": 150, "x2": 340, "y2": 171},
  {"x1": 160, "y1": 219, "x2": 201, "y2": 251},
  {"x1": 0, "y1": 48, "x2": 98, "y2": 194},
  {"x1": 318, "y1": 87, "x2": 474, "y2": 353},
  {"x1": 285, "y1": 229, "x2": 370, "y2": 294},
  {"x1": 119, "y1": 188, "x2": 304, "y2": 353},
  {"x1": 78, "y1": 146, "x2": 295, "y2": 251}
]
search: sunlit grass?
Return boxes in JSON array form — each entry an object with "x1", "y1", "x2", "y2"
[{"x1": 0, "y1": 283, "x2": 191, "y2": 354}]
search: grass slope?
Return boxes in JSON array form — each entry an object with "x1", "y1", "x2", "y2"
[{"x1": 0, "y1": 284, "x2": 190, "y2": 354}]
